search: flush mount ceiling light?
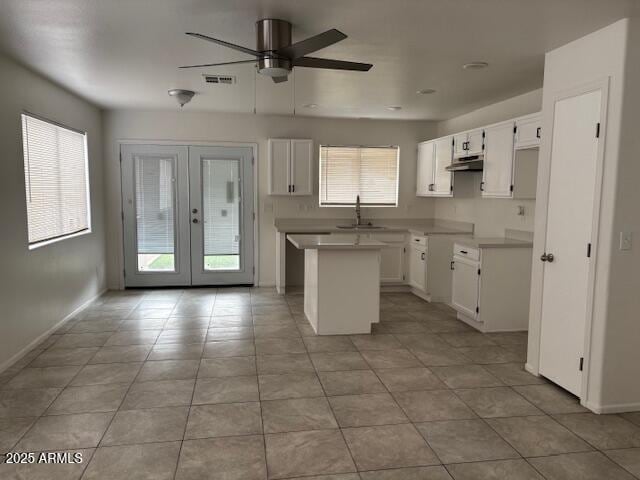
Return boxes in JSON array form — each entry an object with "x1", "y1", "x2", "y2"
[
  {"x1": 168, "y1": 89, "x2": 195, "y2": 107},
  {"x1": 463, "y1": 61, "x2": 489, "y2": 70},
  {"x1": 386, "y1": 105, "x2": 402, "y2": 111},
  {"x1": 303, "y1": 103, "x2": 318, "y2": 108},
  {"x1": 417, "y1": 88, "x2": 436, "y2": 95}
]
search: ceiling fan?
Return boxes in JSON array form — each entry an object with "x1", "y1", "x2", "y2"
[{"x1": 180, "y1": 19, "x2": 373, "y2": 83}]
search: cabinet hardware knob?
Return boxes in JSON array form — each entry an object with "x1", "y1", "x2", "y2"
[
  {"x1": 450, "y1": 261, "x2": 455, "y2": 270},
  {"x1": 460, "y1": 250, "x2": 468, "y2": 254},
  {"x1": 421, "y1": 252, "x2": 425, "y2": 260},
  {"x1": 192, "y1": 208, "x2": 198, "y2": 214},
  {"x1": 540, "y1": 253, "x2": 555, "y2": 262},
  {"x1": 192, "y1": 218, "x2": 199, "y2": 224},
  {"x1": 536, "y1": 127, "x2": 541, "y2": 139}
]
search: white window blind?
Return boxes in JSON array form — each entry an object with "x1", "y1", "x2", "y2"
[
  {"x1": 21, "y1": 113, "x2": 90, "y2": 246},
  {"x1": 319, "y1": 145, "x2": 399, "y2": 206}
]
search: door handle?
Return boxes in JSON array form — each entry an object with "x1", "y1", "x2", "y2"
[
  {"x1": 192, "y1": 218, "x2": 199, "y2": 224},
  {"x1": 192, "y1": 208, "x2": 198, "y2": 214},
  {"x1": 540, "y1": 253, "x2": 554, "y2": 262}
]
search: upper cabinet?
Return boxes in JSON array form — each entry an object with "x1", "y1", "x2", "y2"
[
  {"x1": 268, "y1": 138, "x2": 313, "y2": 195},
  {"x1": 453, "y1": 129, "x2": 484, "y2": 158},
  {"x1": 514, "y1": 114, "x2": 542, "y2": 149},
  {"x1": 416, "y1": 137, "x2": 453, "y2": 197},
  {"x1": 482, "y1": 121, "x2": 515, "y2": 198}
]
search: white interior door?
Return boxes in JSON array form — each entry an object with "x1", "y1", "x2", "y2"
[
  {"x1": 539, "y1": 89, "x2": 603, "y2": 396},
  {"x1": 122, "y1": 144, "x2": 254, "y2": 287},
  {"x1": 189, "y1": 146, "x2": 254, "y2": 285},
  {"x1": 121, "y1": 145, "x2": 191, "y2": 287}
]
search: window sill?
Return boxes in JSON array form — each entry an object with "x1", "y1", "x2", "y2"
[{"x1": 28, "y1": 229, "x2": 92, "y2": 250}]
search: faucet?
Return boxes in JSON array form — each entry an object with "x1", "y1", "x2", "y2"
[{"x1": 355, "y1": 195, "x2": 362, "y2": 226}]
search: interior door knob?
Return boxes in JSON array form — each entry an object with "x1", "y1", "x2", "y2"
[
  {"x1": 192, "y1": 218, "x2": 199, "y2": 224},
  {"x1": 540, "y1": 253, "x2": 554, "y2": 262}
]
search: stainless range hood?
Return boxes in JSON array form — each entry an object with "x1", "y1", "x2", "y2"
[{"x1": 446, "y1": 155, "x2": 484, "y2": 172}]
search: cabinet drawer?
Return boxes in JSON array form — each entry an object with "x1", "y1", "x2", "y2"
[
  {"x1": 453, "y1": 244, "x2": 479, "y2": 261},
  {"x1": 410, "y1": 235, "x2": 428, "y2": 248},
  {"x1": 371, "y1": 233, "x2": 406, "y2": 243}
]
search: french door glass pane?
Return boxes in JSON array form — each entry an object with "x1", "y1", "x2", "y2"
[
  {"x1": 202, "y1": 158, "x2": 240, "y2": 271},
  {"x1": 134, "y1": 155, "x2": 177, "y2": 272}
]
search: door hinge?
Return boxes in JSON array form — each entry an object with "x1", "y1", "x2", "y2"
[
  {"x1": 123, "y1": 269, "x2": 126, "y2": 277},
  {"x1": 251, "y1": 156, "x2": 255, "y2": 165},
  {"x1": 450, "y1": 185, "x2": 453, "y2": 192},
  {"x1": 475, "y1": 306, "x2": 479, "y2": 314},
  {"x1": 477, "y1": 268, "x2": 481, "y2": 275},
  {"x1": 403, "y1": 247, "x2": 406, "y2": 253},
  {"x1": 587, "y1": 243, "x2": 592, "y2": 258},
  {"x1": 579, "y1": 357, "x2": 584, "y2": 371},
  {"x1": 253, "y1": 212, "x2": 256, "y2": 221},
  {"x1": 121, "y1": 211, "x2": 124, "y2": 221},
  {"x1": 596, "y1": 123, "x2": 601, "y2": 138}
]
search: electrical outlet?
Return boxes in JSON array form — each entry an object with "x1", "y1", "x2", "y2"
[{"x1": 620, "y1": 231, "x2": 633, "y2": 251}]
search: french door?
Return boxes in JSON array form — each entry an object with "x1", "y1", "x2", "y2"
[{"x1": 121, "y1": 144, "x2": 254, "y2": 287}]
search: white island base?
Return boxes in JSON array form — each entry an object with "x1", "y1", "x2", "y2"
[{"x1": 287, "y1": 234, "x2": 383, "y2": 335}]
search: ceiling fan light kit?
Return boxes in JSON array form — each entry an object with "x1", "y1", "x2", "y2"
[
  {"x1": 168, "y1": 88, "x2": 195, "y2": 107},
  {"x1": 181, "y1": 18, "x2": 373, "y2": 83}
]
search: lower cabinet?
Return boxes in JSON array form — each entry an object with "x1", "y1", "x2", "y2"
[
  {"x1": 408, "y1": 243, "x2": 427, "y2": 291},
  {"x1": 450, "y1": 242, "x2": 533, "y2": 332},
  {"x1": 380, "y1": 244, "x2": 405, "y2": 283},
  {"x1": 451, "y1": 255, "x2": 480, "y2": 319}
]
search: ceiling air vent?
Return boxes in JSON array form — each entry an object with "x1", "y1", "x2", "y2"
[{"x1": 204, "y1": 74, "x2": 236, "y2": 85}]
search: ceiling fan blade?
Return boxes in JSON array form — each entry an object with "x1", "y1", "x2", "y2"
[
  {"x1": 293, "y1": 56, "x2": 373, "y2": 72},
  {"x1": 179, "y1": 59, "x2": 257, "y2": 69},
  {"x1": 185, "y1": 32, "x2": 261, "y2": 57},
  {"x1": 272, "y1": 76, "x2": 289, "y2": 83},
  {"x1": 276, "y1": 29, "x2": 347, "y2": 59}
]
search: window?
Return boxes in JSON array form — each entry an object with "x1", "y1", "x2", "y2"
[
  {"x1": 21, "y1": 113, "x2": 90, "y2": 247},
  {"x1": 319, "y1": 145, "x2": 399, "y2": 206}
]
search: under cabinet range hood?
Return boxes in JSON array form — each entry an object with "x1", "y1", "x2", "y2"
[{"x1": 446, "y1": 155, "x2": 484, "y2": 172}]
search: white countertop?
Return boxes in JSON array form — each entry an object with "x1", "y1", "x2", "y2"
[
  {"x1": 275, "y1": 218, "x2": 473, "y2": 236},
  {"x1": 287, "y1": 234, "x2": 387, "y2": 250},
  {"x1": 454, "y1": 236, "x2": 534, "y2": 249}
]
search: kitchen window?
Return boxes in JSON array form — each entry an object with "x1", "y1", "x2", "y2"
[
  {"x1": 21, "y1": 113, "x2": 91, "y2": 248},
  {"x1": 319, "y1": 145, "x2": 399, "y2": 206}
]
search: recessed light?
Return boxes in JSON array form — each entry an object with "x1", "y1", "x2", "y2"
[
  {"x1": 386, "y1": 105, "x2": 402, "y2": 111},
  {"x1": 463, "y1": 62, "x2": 489, "y2": 70},
  {"x1": 417, "y1": 89, "x2": 436, "y2": 95},
  {"x1": 303, "y1": 103, "x2": 318, "y2": 109}
]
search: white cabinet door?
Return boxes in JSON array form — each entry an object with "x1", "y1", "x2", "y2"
[
  {"x1": 380, "y1": 244, "x2": 405, "y2": 283},
  {"x1": 482, "y1": 122, "x2": 515, "y2": 198},
  {"x1": 515, "y1": 116, "x2": 542, "y2": 149},
  {"x1": 451, "y1": 256, "x2": 479, "y2": 319},
  {"x1": 408, "y1": 246, "x2": 426, "y2": 291},
  {"x1": 416, "y1": 141, "x2": 435, "y2": 196},
  {"x1": 433, "y1": 137, "x2": 454, "y2": 196},
  {"x1": 453, "y1": 133, "x2": 468, "y2": 158},
  {"x1": 539, "y1": 89, "x2": 602, "y2": 396},
  {"x1": 466, "y1": 129, "x2": 485, "y2": 156},
  {"x1": 268, "y1": 139, "x2": 291, "y2": 195},
  {"x1": 291, "y1": 139, "x2": 313, "y2": 196}
]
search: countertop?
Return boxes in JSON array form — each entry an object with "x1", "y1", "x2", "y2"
[
  {"x1": 453, "y1": 236, "x2": 534, "y2": 249},
  {"x1": 287, "y1": 234, "x2": 387, "y2": 250},
  {"x1": 275, "y1": 218, "x2": 473, "y2": 236}
]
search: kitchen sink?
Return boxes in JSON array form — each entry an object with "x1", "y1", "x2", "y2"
[{"x1": 336, "y1": 224, "x2": 387, "y2": 230}]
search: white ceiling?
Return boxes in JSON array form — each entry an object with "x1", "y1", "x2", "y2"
[{"x1": 0, "y1": 0, "x2": 634, "y2": 120}]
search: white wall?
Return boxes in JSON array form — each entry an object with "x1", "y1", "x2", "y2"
[
  {"x1": 102, "y1": 110, "x2": 437, "y2": 288},
  {"x1": 430, "y1": 90, "x2": 542, "y2": 237},
  {"x1": 527, "y1": 18, "x2": 637, "y2": 413},
  {"x1": 0, "y1": 54, "x2": 106, "y2": 371}
]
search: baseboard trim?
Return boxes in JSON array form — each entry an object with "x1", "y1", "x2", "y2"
[
  {"x1": 524, "y1": 363, "x2": 539, "y2": 376},
  {"x1": 0, "y1": 288, "x2": 107, "y2": 375},
  {"x1": 584, "y1": 400, "x2": 640, "y2": 414}
]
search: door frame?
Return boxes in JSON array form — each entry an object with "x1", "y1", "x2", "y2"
[
  {"x1": 117, "y1": 140, "x2": 259, "y2": 290},
  {"x1": 529, "y1": 77, "x2": 609, "y2": 404}
]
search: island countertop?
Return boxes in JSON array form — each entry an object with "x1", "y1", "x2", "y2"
[
  {"x1": 453, "y1": 236, "x2": 534, "y2": 249},
  {"x1": 287, "y1": 234, "x2": 387, "y2": 250}
]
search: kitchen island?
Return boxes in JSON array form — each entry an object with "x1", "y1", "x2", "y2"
[{"x1": 287, "y1": 234, "x2": 386, "y2": 335}]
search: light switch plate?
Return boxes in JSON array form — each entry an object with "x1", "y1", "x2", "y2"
[{"x1": 620, "y1": 231, "x2": 633, "y2": 251}]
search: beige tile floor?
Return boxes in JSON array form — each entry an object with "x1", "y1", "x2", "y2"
[{"x1": 1, "y1": 288, "x2": 639, "y2": 479}]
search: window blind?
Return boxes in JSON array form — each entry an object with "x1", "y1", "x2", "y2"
[
  {"x1": 22, "y1": 114, "x2": 90, "y2": 245},
  {"x1": 319, "y1": 145, "x2": 399, "y2": 206}
]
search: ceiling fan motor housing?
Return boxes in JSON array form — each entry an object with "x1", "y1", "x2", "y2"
[{"x1": 256, "y1": 19, "x2": 292, "y2": 77}]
